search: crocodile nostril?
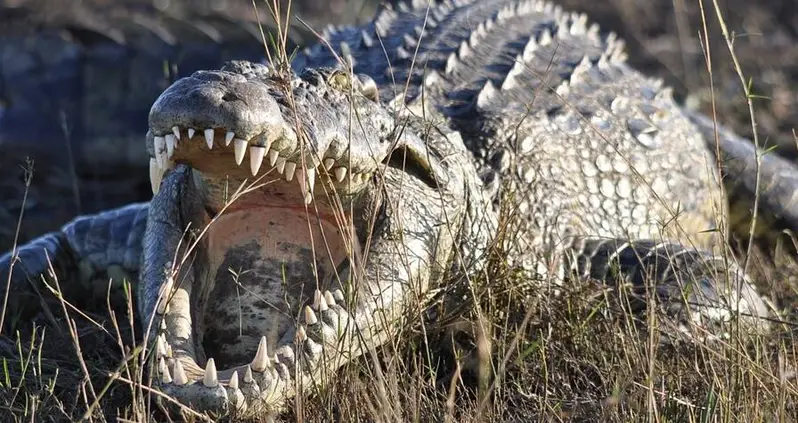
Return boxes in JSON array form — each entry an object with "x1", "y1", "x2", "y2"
[{"x1": 221, "y1": 93, "x2": 239, "y2": 102}]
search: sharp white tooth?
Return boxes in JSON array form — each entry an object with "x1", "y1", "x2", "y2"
[
  {"x1": 233, "y1": 139, "x2": 248, "y2": 165},
  {"x1": 159, "y1": 357, "x2": 172, "y2": 383},
  {"x1": 249, "y1": 146, "x2": 266, "y2": 175},
  {"x1": 203, "y1": 358, "x2": 218, "y2": 387},
  {"x1": 166, "y1": 343, "x2": 173, "y2": 358},
  {"x1": 165, "y1": 134, "x2": 177, "y2": 158},
  {"x1": 157, "y1": 334, "x2": 168, "y2": 357},
  {"x1": 317, "y1": 294, "x2": 328, "y2": 311},
  {"x1": 225, "y1": 131, "x2": 235, "y2": 146},
  {"x1": 334, "y1": 167, "x2": 347, "y2": 183},
  {"x1": 229, "y1": 370, "x2": 239, "y2": 389},
  {"x1": 276, "y1": 157, "x2": 287, "y2": 174},
  {"x1": 304, "y1": 306, "x2": 318, "y2": 325},
  {"x1": 306, "y1": 168, "x2": 316, "y2": 195},
  {"x1": 284, "y1": 161, "x2": 297, "y2": 181},
  {"x1": 323, "y1": 290, "x2": 336, "y2": 307},
  {"x1": 323, "y1": 158, "x2": 335, "y2": 170},
  {"x1": 204, "y1": 129, "x2": 215, "y2": 149},
  {"x1": 268, "y1": 149, "x2": 280, "y2": 166},
  {"x1": 312, "y1": 290, "x2": 323, "y2": 310},
  {"x1": 172, "y1": 126, "x2": 181, "y2": 140},
  {"x1": 188, "y1": 128, "x2": 195, "y2": 139},
  {"x1": 244, "y1": 366, "x2": 254, "y2": 383},
  {"x1": 156, "y1": 277, "x2": 173, "y2": 315},
  {"x1": 149, "y1": 158, "x2": 164, "y2": 194},
  {"x1": 154, "y1": 136, "x2": 167, "y2": 167},
  {"x1": 333, "y1": 289, "x2": 345, "y2": 303},
  {"x1": 173, "y1": 360, "x2": 188, "y2": 385},
  {"x1": 304, "y1": 192, "x2": 313, "y2": 205},
  {"x1": 251, "y1": 336, "x2": 269, "y2": 372},
  {"x1": 296, "y1": 326, "x2": 307, "y2": 342}
]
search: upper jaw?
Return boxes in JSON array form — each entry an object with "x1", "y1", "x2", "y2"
[{"x1": 145, "y1": 65, "x2": 388, "y2": 201}]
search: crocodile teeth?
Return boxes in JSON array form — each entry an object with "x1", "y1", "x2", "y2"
[
  {"x1": 334, "y1": 167, "x2": 347, "y2": 183},
  {"x1": 251, "y1": 336, "x2": 270, "y2": 372},
  {"x1": 172, "y1": 126, "x2": 181, "y2": 140},
  {"x1": 233, "y1": 139, "x2": 248, "y2": 165},
  {"x1": 229, "y1": 370, "x2": 239, "y2": 389},
  {"x1": 323, "y1": 158, "x2": 335, "y2": 170},
  {"x1": 249, "y1": 146, "x2": 266, "y2": 175},
  {"x1": 306, "y1": 168, "x2": 316, "y2": 195},
  {"x1": 304, "y1": 192, "x2": 313, "y2": 205},
  {"x1": 156, "y1": 277, "x2": 173, "y2": 315},
  {"x1": 224, "y1": 131, "x2": 235, "y2": 146},
  {"x1": 204, "y1": 129, "x2": 215, "y2": 149},
  {"x1": 149, "y1": 158, "x2": 164, "y2": 194},
  {"x1": 268, "y1": 149, "x2": 280, "y2": 166},
  {"x1": 284, "y1": 161, "x2": 297, "y2": 181},
  {"x1": 156, "y1": 334, "x2": 168, "y2": 357},
  {"x1": 333, "y1": 289, "x2": 345, "y2": 303},
  {"x1": 173, "y1": 359, "x2": 188, "y2": 385},
  {"x1": 276, "y1": 157, "x2": 287, "y2": 174},
  {"x1": 312, "y1": 290, "x2": 329, "y2": 311},
  {"x1": 304, "y1": 305, "x2": 318, "y2": 325},
  {"x1": 324, "y1": 290, "x2": 336, "y2": 307},
  {"x1": 159, "y1": 357, "x2": 172, "y2": 383},
  {"x1": 203, "y1": 358, "x2": 218, "y2": 387},
  {"x1": 187, "y1": 128, "x2": 195, "y2": 139},
  {"x1": 296, "y1": 326, "x2": 307, "y2": 342},
  {"x1": 165, "y1": 134, "x2": 177, "y2": 158},
  {"x1": 154, "y1": 136, "x2": 167, "y2": 167}
]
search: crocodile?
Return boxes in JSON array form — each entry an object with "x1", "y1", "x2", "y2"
[
  {"x1": 0, "y1": 0, "x2": 387, "y2": 251},
  {"x1": 3, "y1": 0, "x2": 798, "y2": 418}
]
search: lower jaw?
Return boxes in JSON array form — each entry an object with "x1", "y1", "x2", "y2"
[{"x1": 157, "y1": 205, "x2": 353, "y2": 379}]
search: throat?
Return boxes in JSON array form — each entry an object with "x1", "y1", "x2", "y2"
[{"x1": 195, "y1": 207, "x2": 355, "y2": 368}]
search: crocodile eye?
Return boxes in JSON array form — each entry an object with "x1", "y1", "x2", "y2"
[
  {"x1": 357, "y1": 75, "x2": 379, "y2": 102},
  {"x1": 328, "y1": 71, "x2": 353, "y2": 92}
]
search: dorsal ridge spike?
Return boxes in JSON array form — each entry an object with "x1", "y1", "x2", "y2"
[
  {"x1": 396, "y1": 46, "x2": 412, "y2": 60},
  {"x1": 445, "y1": 52, "x2": 460, "y2": 74},
  {"x1": 423, "y1": 70, "x2": 442, "y2": 87},
  {"x1": 458, "y1": 40, "x2": 472, "y2": 58},
  {"x1": 522, "y1": 35, "x2": 539, "y2": 61},
  {"x1": 569, "y1": 13, "x2": 588, "y2": 36},
  {"x1": 587, "y1": 23, "x2": 601, "y2": 40},
  {"x1": 554, "y1": 80, "x2": 570, "y2": 97},
  {"x1": 538, "y1": 28, "x2": 553, "y2": 46},
  {"x1": 360, "y1": 30, "x2": 375, "y2": 48},
  {"x1": 403, "y1": 33, "x2": 417, "y2": 49},
  {"x1": 476, "y1": 80, "x2": 498, "y2": 109}
]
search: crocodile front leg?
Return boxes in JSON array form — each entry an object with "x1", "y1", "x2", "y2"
[
  {"x1": 564, "y1": 237, "x2": 771, "y2": 339},
  {"x1": 0, "y1": 203, "x2": 148, "y2": 331}
]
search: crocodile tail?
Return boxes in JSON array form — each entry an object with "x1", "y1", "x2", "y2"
[
  {"x1": 686, "y1": 111, "x2": 798, "y2": 245},
  {"x1": 0, "y1": 203, "x2": 149, "y2": 332}
]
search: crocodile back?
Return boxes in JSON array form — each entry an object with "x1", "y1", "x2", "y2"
[{"x1": 294, "y1": 0, "x2": 725, "y2": 253}]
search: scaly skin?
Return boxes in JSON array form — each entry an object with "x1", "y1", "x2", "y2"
[
  {"x1": 0, "y1": 0, "x2": 389, "y2": 251},
  {"x1": 2, "y1": 0, "x2": 795, "y2": 417}
]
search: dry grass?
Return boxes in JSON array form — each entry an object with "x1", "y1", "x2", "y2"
[{"x1": 2, "y1": 0, "x2": 798, "y2": 422}]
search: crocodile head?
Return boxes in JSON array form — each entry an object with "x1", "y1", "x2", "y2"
[{"x1": 141, "y1": 60, "x2": 464, "y2": 413}]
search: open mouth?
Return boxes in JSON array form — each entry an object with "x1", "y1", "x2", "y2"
[
  {"x1": 146, "y1": 122, "x2": 372, "y2": 402},
  {"x1": 148, "y1": 124, "x2": 376, "y2": 205},
  {"x1": 140, "y1": 64, "x2": 405, "y2": 411}
]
